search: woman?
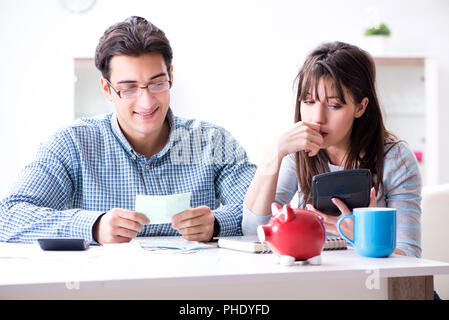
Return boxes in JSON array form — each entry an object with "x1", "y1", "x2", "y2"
[{"x1": 243, "y1": 42, "x2": 421, "y2": 257}]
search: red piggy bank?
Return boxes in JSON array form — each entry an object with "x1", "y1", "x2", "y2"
[{"x1": 257, "y1": 203, "x2": 326, "y2": 266}]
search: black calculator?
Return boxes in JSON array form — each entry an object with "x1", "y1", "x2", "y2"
[{"x1": 37, "y1": 238, "x2": 89, "y2": 251}]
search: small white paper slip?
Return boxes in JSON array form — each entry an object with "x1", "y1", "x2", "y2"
[
  {"x1": 139, "y1": 239, "x2": 210, "y2": 251},
  {"x1": 135, "y1": 192, "x2": 191, "y2": 224}
]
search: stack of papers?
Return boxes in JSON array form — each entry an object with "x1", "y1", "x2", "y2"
[{"x1": 138, "y1": 237, "x2": 211, "y2": 254}]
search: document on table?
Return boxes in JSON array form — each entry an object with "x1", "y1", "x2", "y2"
[
  {"x1": 135, "y1": 192, "x2": 191, "y2": 224},
  {"x1": 138, "y1": 237, "x2": 210, "y2": 252}
]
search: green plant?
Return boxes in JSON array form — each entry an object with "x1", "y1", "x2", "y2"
[{"x1": 364, "y1": 23, "x2": 391, "y2": 36}]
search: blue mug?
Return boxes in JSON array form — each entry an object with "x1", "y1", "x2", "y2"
[{"x1": 337, "y1": 207, "x2": 396, "y2": 258}]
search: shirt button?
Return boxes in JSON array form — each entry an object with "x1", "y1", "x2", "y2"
[{"x1": 145, "y1": 164, "x2": 150, "y2": 170}]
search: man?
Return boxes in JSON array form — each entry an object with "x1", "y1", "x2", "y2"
[{"x1": 0, "y1": 16, "x2": 256, "y2": 244}]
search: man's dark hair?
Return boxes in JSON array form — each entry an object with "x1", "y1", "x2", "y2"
[{"x1": 95, "y1": 16, "x2": 173, "y2": 80}]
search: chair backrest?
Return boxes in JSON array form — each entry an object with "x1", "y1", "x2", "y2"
[
  {"x1": 422, "y1": 183, "x2": 449, "y2": 260},
  {"x1": 421, "y1": 183, "x2": 449, "y2": 299}
]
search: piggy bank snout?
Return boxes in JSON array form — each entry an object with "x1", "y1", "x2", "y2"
[
  {"x1": 259, "y1": 203, "x2": 326, "y2": 262},
  {"x1": 257, "y1": 225, "x2": 272, "y2": 242}
]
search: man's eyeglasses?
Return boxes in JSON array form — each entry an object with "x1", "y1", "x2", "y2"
[{"x1": 105, "y1": 79, "x2": 172, "y2": 99}]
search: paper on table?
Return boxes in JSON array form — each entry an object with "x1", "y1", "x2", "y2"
[
  {"x1": 135, "y1": 192, "x2": 191, "y2": 224},
  {"x1": 139, "y1": 238, "x2": 209, "y2": 251}
]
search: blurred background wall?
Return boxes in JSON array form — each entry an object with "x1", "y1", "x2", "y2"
[{"x1": 1, "y1": 0, "x2": 449, "y2": 197}]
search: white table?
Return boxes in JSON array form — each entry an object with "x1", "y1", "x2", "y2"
[{"x1": 1, "y1": 237, "x2": 448, "y2": 300}]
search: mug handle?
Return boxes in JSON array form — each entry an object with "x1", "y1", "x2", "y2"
[{"x1": 337, "y1": 214, "x2": 355, "y2": 245}]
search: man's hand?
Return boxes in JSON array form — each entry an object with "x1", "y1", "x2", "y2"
[
  {"x1": 171, "y1": 206, "x2": 215, "y2": 242},
  {"x1": 92, "y1": 208, "x2": 150, "y2": 244}
]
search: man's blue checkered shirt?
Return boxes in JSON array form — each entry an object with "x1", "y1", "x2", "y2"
[{"x1": 0, "y1": 108, "x2": 256, "y2": 243}]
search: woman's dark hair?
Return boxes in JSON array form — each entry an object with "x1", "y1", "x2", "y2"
[
  {"x1": 294, "y1": 41, "x2": 397, "y2": 206},
  {"x1": 95, "y1": 16, "x2": 173, "y2": 80}
]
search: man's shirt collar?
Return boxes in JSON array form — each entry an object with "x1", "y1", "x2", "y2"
[{"x1": 110, "y1": 107, "x2": 176, "y2": 160}]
